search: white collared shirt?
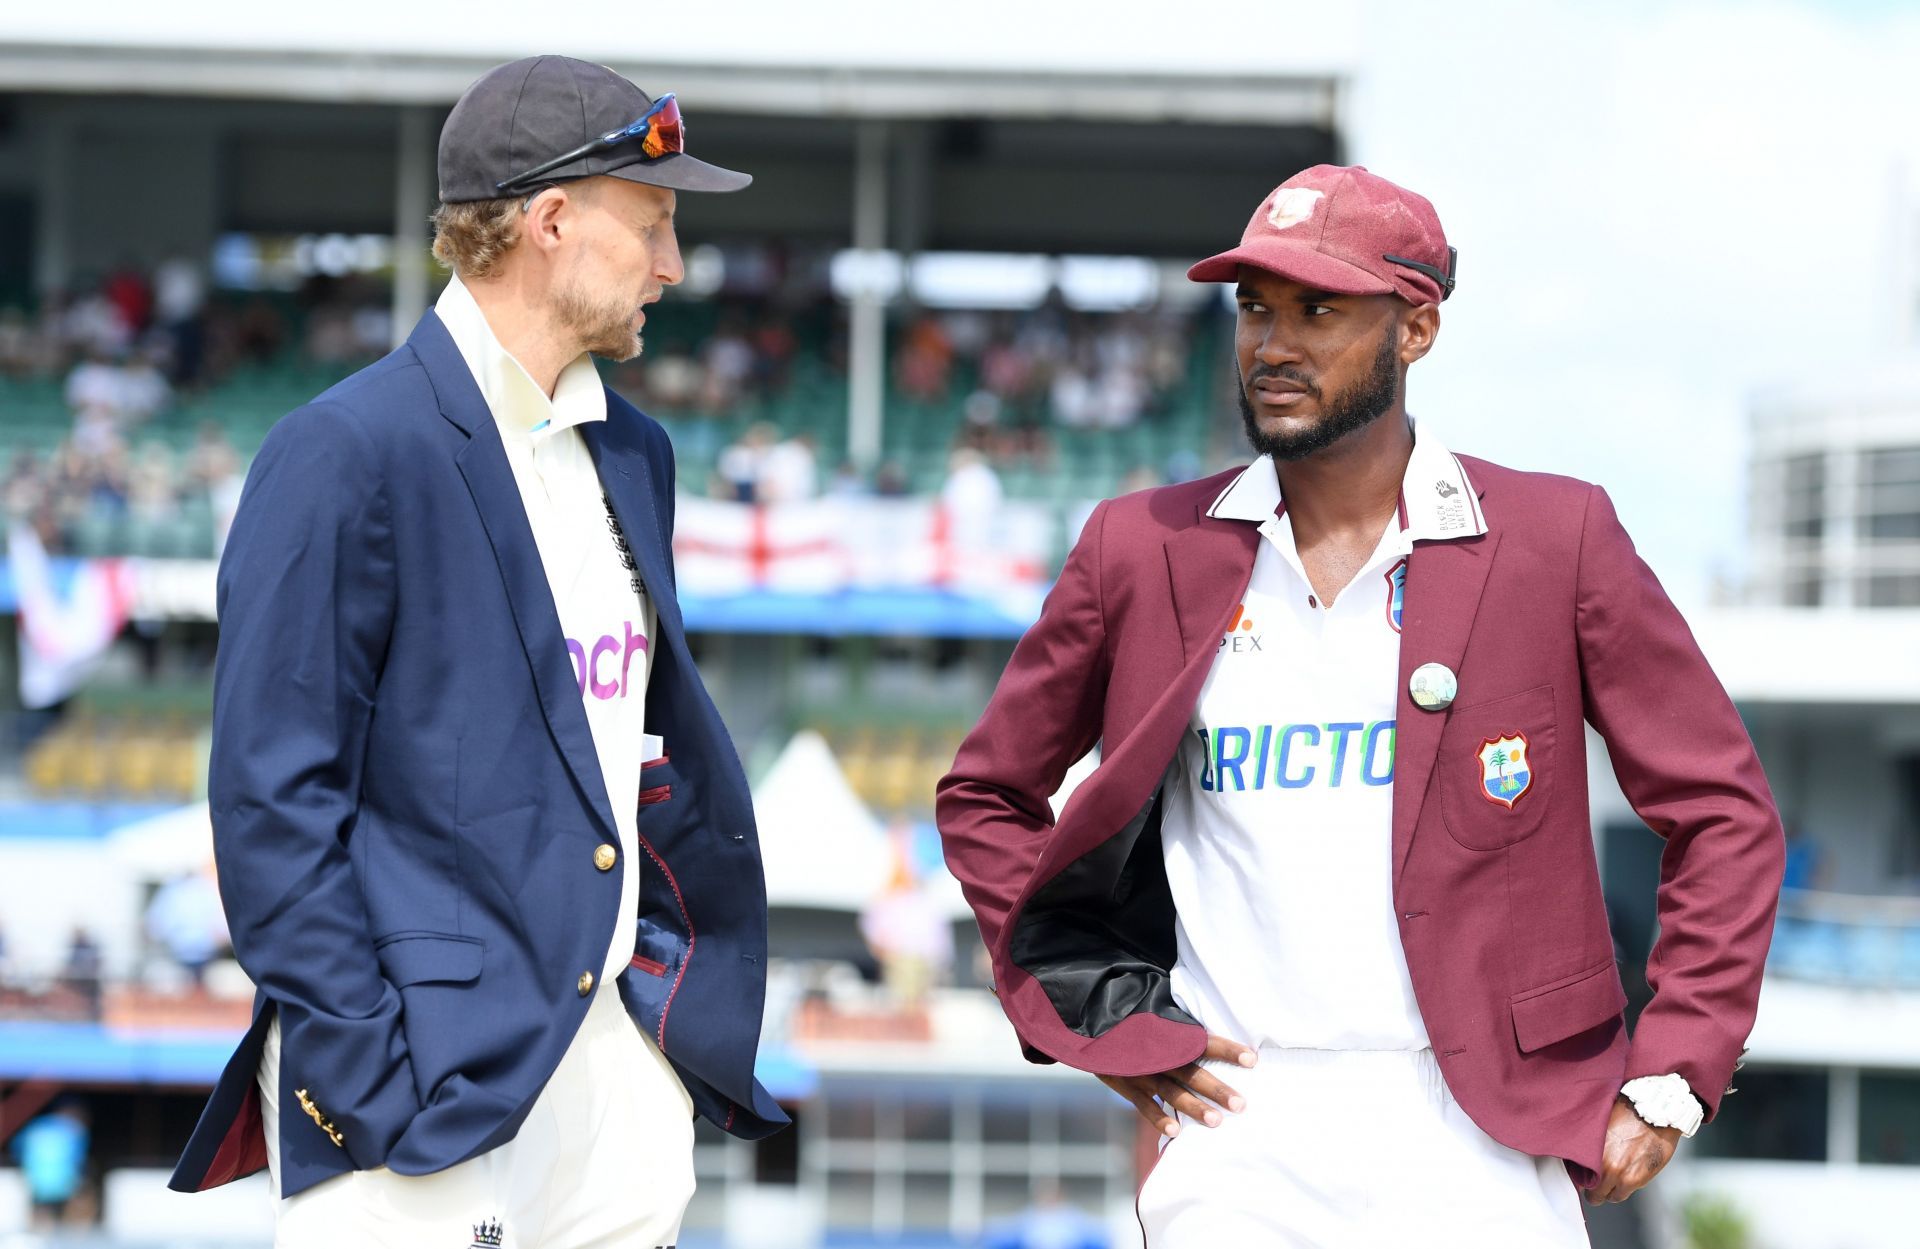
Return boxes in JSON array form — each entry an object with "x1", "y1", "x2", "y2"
[
  {"x1": 435, "y1": 276, "x2": 657, "y2": 987},
  {"x1": 1161, "y1": 424, "x2": 1486, "y2": 1051}
]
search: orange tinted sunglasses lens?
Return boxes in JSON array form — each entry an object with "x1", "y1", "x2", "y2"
[{"x1": 640, "y1": 96, "x2": 684, "y2": 159}]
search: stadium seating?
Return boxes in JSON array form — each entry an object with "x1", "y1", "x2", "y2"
[
  {"x1": 23, "y1": 689, "x2": 211, "y2": 802},
  {"x1": 7, "y1": 310, "x2": 1229, "y2": 561}
]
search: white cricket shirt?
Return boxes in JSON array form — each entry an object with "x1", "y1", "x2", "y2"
[
  {"x1": 436, "y1": 276, "x2": 658, "y2": 987},
  {"x1": 1161, "y1": 424, "x2": 1486, "y2": 1051}
]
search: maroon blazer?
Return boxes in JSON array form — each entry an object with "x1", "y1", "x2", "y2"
[{"x1": 936, "y1": 455, "x2": 1784, "y2": 1189}]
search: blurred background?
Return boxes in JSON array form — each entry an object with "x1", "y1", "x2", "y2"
[{"x1": 0, "y1": 2, "x2": 1917, "y2": 1246}]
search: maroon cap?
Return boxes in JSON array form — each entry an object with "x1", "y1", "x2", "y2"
[{"x1": 1188, "y1": 164, "x2": 1455, "y2": 304}]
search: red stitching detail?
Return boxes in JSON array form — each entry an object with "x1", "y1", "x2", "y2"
[
  {"x1": 724, "y1": 1102, "x2": 737, "y2": 1131},
  {"x1": 629, "y1": 954, "x2": 668, "y2": 977},
  {"x1": 637, "y1": 784, "x2": 673, "y2": 806},
  {"x1": 633, "y1": 829, "x2": 693, "y2": 1049}
]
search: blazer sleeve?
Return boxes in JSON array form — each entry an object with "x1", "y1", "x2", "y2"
[
  {"x1": 208, "y1": 402, "x2": 417, "y2": 1169},
  {"x1": 937, "y1": 499, "x2": 1113, "y2": 971},
  {"x1": 1574, "y1": 484, "x2": 1784, "y2": 1123}
]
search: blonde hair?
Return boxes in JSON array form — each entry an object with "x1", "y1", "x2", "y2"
[{"x1": 429, "y1": 196, "x2": 523, "y2": 280}]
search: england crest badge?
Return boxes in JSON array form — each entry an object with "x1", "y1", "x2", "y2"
[{"x1": 1476, "y1": 734, "x2": 1532, "y2": 808}]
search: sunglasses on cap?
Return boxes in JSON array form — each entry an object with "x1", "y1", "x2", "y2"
[
  {"x1": 495, "y1": 92, "x2": 685, "y2": 196},
  {"x1": 1382, "y1": 245, "x2": 1458, "y2": 301}
]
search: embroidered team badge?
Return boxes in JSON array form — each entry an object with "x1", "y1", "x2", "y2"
[
  {"x1": 1476, "y1": 734, "x2": 1533, "y2": 808},
  {"x1": 1384, "y1": 558, "x2": 1407, "y2": 632},
  {"x1": 1266, "y1": 187, "x2": 1324, "y2": 230}
]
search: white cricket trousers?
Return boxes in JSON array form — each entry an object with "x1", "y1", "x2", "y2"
[
  {"x1": 258, "y1": 981, "x2": 696, "y2": 1248},
  {"x1": 1135, "y1": 1045, "x2": 1590, "y2": 1248}
]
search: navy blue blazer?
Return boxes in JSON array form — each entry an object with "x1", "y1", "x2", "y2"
[{"x1": 170, "y1": 311, "x2": 788, "y2": 1199}]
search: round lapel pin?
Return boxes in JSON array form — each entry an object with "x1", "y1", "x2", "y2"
[{"x1": 1409, "y1": 662, "x2": 1458, "y2": 711}]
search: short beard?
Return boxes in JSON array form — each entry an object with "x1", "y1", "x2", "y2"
[
  {"x1": 1238, "y1": 328, "x2": 1399, "y2": 462},
  {"x1": 554, "y1": 273, "x2": 643, "y2": 363}
]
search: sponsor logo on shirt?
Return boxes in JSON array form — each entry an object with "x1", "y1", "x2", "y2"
[
  {"x1": 1194, "y1": 720, "x2": 1396, "y2": 791},
  {"x1": 1220, "y1": 603, "x2": 1263, "y2": 653},
  {"x1": 565, "y1": 621, "x2": 648, "y2": 701}
]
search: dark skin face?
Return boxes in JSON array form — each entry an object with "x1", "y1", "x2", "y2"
[
  {"x1": 1233, "y1": 269, "x2": 1418, "y2": 461},
  {"x1": 1230, "y1": 264, "x2": 1440, "y2": 604}
]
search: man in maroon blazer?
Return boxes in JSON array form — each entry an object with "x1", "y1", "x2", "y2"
[{"x1": 936, "y1": 165, "x2": 1783, "y2": 1245}]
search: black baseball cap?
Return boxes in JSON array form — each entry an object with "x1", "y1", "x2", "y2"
[{"x1": 437, "y1": 55, "x2": 751, "y2": 202}]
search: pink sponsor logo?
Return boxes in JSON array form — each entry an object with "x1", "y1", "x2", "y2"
[{"x1": 565, "y1": 621, "x2": 648, "y2": 700}]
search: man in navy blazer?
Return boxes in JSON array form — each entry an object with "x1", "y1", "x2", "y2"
[{"x1": 170, "y1": 58, "x2": 786, "y2": 1245}]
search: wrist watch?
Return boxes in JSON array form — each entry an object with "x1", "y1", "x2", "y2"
[{"x1": 1621, "y1": 1073, "x2": 1704, "y2": 1137}]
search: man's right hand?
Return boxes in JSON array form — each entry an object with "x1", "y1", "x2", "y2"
[{"x1": 1098, "y1": 1033, "x2": 1255, "y2": 1138}]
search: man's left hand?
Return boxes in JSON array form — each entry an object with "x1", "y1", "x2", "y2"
[{"x1": 1586, "y1": 1096, "x2": 1682, "y2": 1205}]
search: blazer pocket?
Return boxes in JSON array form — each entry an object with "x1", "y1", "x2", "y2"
[
  {"x1": 1438, "y1": 683, "x2": 1556, "y2": 851},
  {"x1": 1509, "y1": 959, "x2": 1626, "y2": 1053},
  {"x1": 638, "y1": 754, "x2": 675, "y2": 807},
  {"x1": 374, "y1": 932, "x2": 484, "y2": 988}
]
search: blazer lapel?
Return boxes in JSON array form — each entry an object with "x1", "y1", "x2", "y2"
[
  {"x1": 410, "y1": 311, "x2": 619, "y2": 842},
  {"x1": 1391, "y1": 526, "x2": 1501, "y2": 885},
  {"x1": 1164, "y1": 512, "x2": 1262, "y2": 669},
  {"x1": 578, "y1": 416, "x2": 682, "y2": 645}
]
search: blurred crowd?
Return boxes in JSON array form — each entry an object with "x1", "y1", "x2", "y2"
[
  {"x1": 0, "y1": 264, "x2": 395, "y2": 392},
  {"x1": 3, "y1": 425, "x2": 246, "y2": 559},
  {"x1": 610, "y1": 305, "x2": 809, "y2": 417},
  {"x1": 896, "y1": 304, "x2": 1197, "y2": 448},
  {"x1": 0, "y1": 262, "x2": 392, "y2": 558},
  {"x1": 1, "y1": 259, "x2": 1212, "y2": 559}
]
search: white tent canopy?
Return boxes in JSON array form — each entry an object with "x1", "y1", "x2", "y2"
[
  {"x1": 108, "y1": 801, "x2": 214, "y2": 880},
  {"x1": 753, "y1": 730, "x2": 895, "y2": 912}
]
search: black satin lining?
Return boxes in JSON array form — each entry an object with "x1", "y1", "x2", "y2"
[{"x1": 1007, "y1": 779, "x2": 1195, "y2": 1039}]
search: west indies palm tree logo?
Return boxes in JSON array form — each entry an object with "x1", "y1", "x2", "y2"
[
  {"x1": 1475, "y1": 733, "x2": 1533, "y2": 808},
  {"x1": 1383, "y1": 558, "x2": 1408, "y2": 632}
]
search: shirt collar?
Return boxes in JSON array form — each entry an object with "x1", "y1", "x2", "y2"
[
  {"x1": 434, "y1": 274, "x2": 606, "y2": 444},
  {"x1": 1205, "y1": 421, "x2": 1487, "y2": 541}
]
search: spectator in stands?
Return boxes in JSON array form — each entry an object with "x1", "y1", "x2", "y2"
[
  {"x1": 700, "y1": 314, "x2": 757, "y2": 413},
  {"x1": 0, "y1": 306, "x2": 49, "y2": 377},
  {"x1": 1048, "y1": 354, "x2": 1097, "y2": 428},
  {"x1": 873, "y1": 458, "x2": 912, "y2": 497},
  {"x1": 826, "y1": 458, "x2": 868, "y2": 498},
  {"x1": 61, "y1": 288, "x2": 134, "y2": 358},
  {"x1": 638, "y1": 347, "x2": 702, "y2": 410},
  {"x1": 66, "y1": 346, "x2": 128, "y2": 421},
  {"x1": 716, "y1": 421, "x2": 779, "y2": 502},
  {"x1": 749, "y1": 314, "x2": 798, "y2": 391},
  {"x1": 153, "y1": 254, "x2": 208, "y2": 387},
  {"x1": 103, "y1": 262, "x2": 155, "y2": 337},
  {"x1": 3, "y1": 449, "x2": 41, "y2": 518},
  {"x1": 59, "y1": 927, "x2": 103, "y2": 1019},
  {"x1": 10, "y1": 1099, "x2": 92, "y2": 1229},
  {"x1": 858, "y1": 822, "x2": 954, "y2": 1007},
  {"x1": 186, "y1": 422, "x2": 247, "y2": 554},
  {"x1": 127, "y1": 442, "x2": 179, "y2": 526},
  {"x1": 895, "y1": 312, "x2": 955, "y2": 401},
  {"x1": 145, "y1": 867, "x2": 231, "y2": 992},
  {"x1": 759, "y1": 433, "x2": 819, "y2": 503},
  {"x1": 941, "y1": 446, "x2": 1003, "y2": 550}
]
